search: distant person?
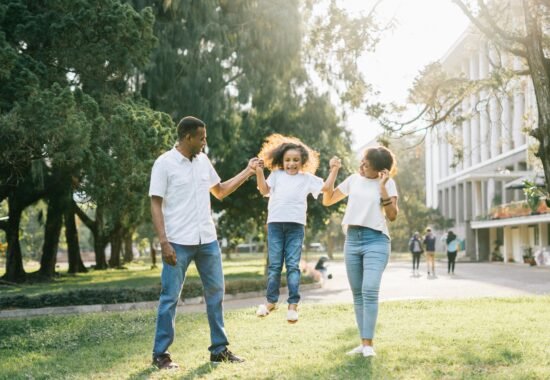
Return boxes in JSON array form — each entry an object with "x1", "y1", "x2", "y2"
[
  {"x1": 423, "y1": 228, "x2": 437, "y2": 277},
  {"x1": 149, "y1": 116, "x2": 259, "y2": 369},
  {"x1": 315, "y1": 256, "x2": 332, "y2": 281},
  {"x1": 446, "y1": 230, "x2": 459, "y2": 275},
  {"x1": 408, "y1": 232, "x2": 424, "y2": 276},
  {"x1": 254, "y1": 134, "x2": 337, "y2": 323},
  {"x1": 322, "y1": 146, "x2": 398, "y2": 358}
]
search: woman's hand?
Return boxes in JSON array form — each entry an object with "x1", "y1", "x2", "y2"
[
  {"x1": 329, "y1": 156, "x2": 341, "y2": 171},
  {"x1": 379, "y1": 169, "x2": 390, "y2": 185}
]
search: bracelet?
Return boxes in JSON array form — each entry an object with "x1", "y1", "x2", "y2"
[
  {"x1": 382, "y1": 201, "x2": 392, "y2": 206},
  {"x1": 381, "y1": 197, "x2": 391, "y2": 202}
]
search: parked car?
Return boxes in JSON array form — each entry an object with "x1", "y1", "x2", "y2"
[{"x1": 308, "y1": 242, "x2": 326, "y2": 252}]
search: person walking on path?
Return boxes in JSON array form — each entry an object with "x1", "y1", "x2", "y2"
[
  {"x1": 254, "y1": 134, "x2": 333, "y2": 323},
  {"x1": 322, "y1": 146, "x2": 398, "y2": 358},
  {"x1": 149, "y1": 116, "x2": 260, "y2": 369},
  {"x1": 408, "y1": 232, "x2": 424, "y2": 276},
  {"x1": 423, "y1": 228, "x2": 437, "y2": 277},
  {"x1": 445, "y1": 230, "x2": 459, "y2": 275}
]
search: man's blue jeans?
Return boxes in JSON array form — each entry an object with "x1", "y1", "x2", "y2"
[
  {"x1": 152, "y1": 241, "x2": 228, "y2": 357},
  {"x1": 266, "y1": 222, "x2": 305, "y2": 305},
  {"x1": 344, "y1": 226, "x2": 390, "y2": 340}
]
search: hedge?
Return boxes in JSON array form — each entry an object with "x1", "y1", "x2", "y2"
[{"x1": 0, "y1": 276, "x2": 315, "y2": 310}]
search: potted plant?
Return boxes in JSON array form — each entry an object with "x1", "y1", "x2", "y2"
[{"x1": 523, "y1": 180, "x2": 547, "y2": 214}]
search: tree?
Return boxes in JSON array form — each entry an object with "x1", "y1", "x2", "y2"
[
  {"x1": 133, "y1": 0, "x2": 384, "y2": 243},
  {"x1": 0, "y1": 0, "x2": 170, "y2": 281}
]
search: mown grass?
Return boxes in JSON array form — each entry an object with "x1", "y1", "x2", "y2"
[
  {"x1": 0, "y1": 257, "x2": 268, "y2": 298},
  {"x1": 1, "y1": 296, "x2": 549, "y2": 379}
]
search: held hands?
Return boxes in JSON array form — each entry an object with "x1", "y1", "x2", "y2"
[
  {"x1": 160, "y1": 241, "x2": 177, "y2": 266},
  {"x1": 247, "y1": 157, "x2": 262, "y2": 174},
  {"x1": 329, "y1": 156, "x2": 342, "y2": 171}
]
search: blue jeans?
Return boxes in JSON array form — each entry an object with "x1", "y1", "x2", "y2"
[
  {"x1": 152, "y1": 241, "x2": 228, "y2": 356},
  {"x1": 344, "y1": 226, "x2": 390, "y2": 340},
  {"x1": 266, "y1": 222, "x2": 305, "y2": 305}
]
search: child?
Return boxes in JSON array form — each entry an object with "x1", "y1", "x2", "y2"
[{"x1": 254, "y1": 134, "x2": 331, "y2": 323}]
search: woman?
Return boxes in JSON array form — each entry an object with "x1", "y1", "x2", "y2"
[
  {"x1": 322, "y1": 146, "x2": 398, "y2": 357},
  {"x1": 446, "y1": 230, "x2": 459, "y2": 275}
]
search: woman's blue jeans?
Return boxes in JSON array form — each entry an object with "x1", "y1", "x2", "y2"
[
  {"x1": 152, "y1": 241, "x2": 228, "y2": 357},
  {"x1": 344, "y1": 226, "x2": 390, "y2": 340},
  {"x1": 266, "y1": 222, "x2": 305, "y2": 305}
]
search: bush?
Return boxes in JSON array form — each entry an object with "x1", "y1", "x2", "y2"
[{"x1": 0, "y1": 276, "x2": 315, "y2": 310}]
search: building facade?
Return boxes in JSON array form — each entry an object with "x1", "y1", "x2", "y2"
[{"x1": 425, "y1": 26, "x2": 550, "y2": 264}]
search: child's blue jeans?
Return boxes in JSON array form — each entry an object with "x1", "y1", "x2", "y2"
[{"x1": 266, "y1": 222, "x2": 305, "y2": 305}]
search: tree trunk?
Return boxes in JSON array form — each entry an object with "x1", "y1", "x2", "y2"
[
  {"x1": 123, "y1": 229, "x2": 134, "y2": 263},
  {"x1": 3, "y1": 199, "x2": 26, "y2": 283},
  {"x1": 38, "y1": 194, "x2": 64, "y2": 278},
  {"x1": 75, "y1": 203, "x2": 108, "y2": 269},
  {"x1": 65, "y1": 203, "x2": 87, "y2": 274},
  {"x1": 109, "y1": 224, "x2": 123, "y2": 268},
  {"x1": 523, "y1": 1, "x2": 550, "y2": 195}
]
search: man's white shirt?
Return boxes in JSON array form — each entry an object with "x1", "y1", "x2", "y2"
[{"x1": 149, "y1": 148, "x2": 220, "y2": 245}]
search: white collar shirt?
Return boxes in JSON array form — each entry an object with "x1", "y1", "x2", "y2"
[{"x1": 149, "y1": 148, "x2": 221, "y2": 245}]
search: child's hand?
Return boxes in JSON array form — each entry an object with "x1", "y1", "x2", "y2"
[
  {"x1": 329, "y1": 156, "x2": 341, "y2": 170},
  {"x1": 248, "y1": 157, "x2": 261, "y2": 173}
]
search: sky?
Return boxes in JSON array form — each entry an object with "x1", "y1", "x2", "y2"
[{"x1": 341, "y1": 0, "x2": 470, "y2": 148}]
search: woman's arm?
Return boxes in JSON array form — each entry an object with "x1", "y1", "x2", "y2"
[
  {"x1": 322, "y1": 156, "x2": 346, "y2": 206},
  {"x1": 379, "y1": 170, "x2": 399, "y2": 221}
]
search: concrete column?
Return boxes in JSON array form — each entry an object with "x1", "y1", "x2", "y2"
[
  {"x1": 479, "y1": 46, "x2": 490, "y2": 161},
  {"x1": 469, "y1": 53, "x2": 480, "y2": 165},
  {"x1": 502, "y1": 95, "x2": 513, "y2": 152},
  {"x1": 487, "y1": 178, "x2": 495, "y2": 212},
  {"x1": 513, "y1": 58, "x2": 525, "y2": 147},
  {"x1": 461, "y1": 59, "x2": 472, "y2": 168}
]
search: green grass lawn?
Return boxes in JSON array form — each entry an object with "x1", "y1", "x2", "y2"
[
  {"x1": 0, "y1": 257, "x2": 269, "y2": 298},
  {"x1": 1, "y1": 296, "x2": 549, "y2": 379}
]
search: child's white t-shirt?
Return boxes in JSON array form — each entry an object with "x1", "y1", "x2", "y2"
[
  {"x1": 265, "y1": 170, "x2": 324, "y2": 225},
  {"x1": 337, "y1": 173, "x2": 398, "y2": 237}
]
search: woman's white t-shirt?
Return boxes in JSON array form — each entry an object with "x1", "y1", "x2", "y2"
[
  {"x1": 337, "y1": 173, "x2": 398, "y2": 237},
  {"x1": 265, "y1": 170, "x2": 324, "y2": 225}
]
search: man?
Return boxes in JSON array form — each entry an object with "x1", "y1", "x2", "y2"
[
  {"x1": 149, "y1": 116, "x2": 259, "y2": 369},
  {"x1": 423, "y1": 228, "x2": 437, "y2": 277}
]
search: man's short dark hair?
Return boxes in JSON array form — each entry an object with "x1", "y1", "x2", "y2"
[{"x1": 177, "y1": 116, "x2": 206, "y2": 140}]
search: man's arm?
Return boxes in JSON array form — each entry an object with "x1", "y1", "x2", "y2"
[
  {"x1": 210, "y1": 158, "x2": 260, "y2": 200},
  {"x1": 150, "y1": 195, "x2": 177, "y2": 265}
]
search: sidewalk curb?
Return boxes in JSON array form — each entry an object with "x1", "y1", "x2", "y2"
[{"x1": 0, "y1": 282, "x2": 322, "y2": 319}]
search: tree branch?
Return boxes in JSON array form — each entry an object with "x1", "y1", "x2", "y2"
[
  {"x1": 453, "y1": 0, "x2": 528, "y2": 58},
  {"x1": 73, "y1": 201, "x2": 96, "y2": 233}
]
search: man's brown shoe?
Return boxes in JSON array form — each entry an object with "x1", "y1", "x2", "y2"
[{"x1": 152, "y1": 353, "x2": 179, "y2": 369}]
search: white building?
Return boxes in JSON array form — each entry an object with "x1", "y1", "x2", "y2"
[{"x1": 425, "y1": 24, "x2": 548, "y2": 263}]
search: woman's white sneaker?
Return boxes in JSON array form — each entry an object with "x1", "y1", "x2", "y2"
[
  {"x1": 362, "y1": 346, "x2": 376, "y2": 357},
  {"x1": 346, "y1": 345, "x2": 364, "y2": 355}
]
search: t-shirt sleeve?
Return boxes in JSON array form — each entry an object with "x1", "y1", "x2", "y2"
[
  {"x1": 336, "y1": 175, "x2": 353, "y2": 196},
  {"x1": 308, "y1": 174, "x2": 324, "y2": 199},
  {"x1": 206, "y1": 156, "x2": 221, "y2": 187},
  {"x1": 149, "y1": 159, "x2": 167, "y2": 197},
  {"x1": 266, "y1": 171, "x2": 277, "y2": 195},
  {"x1": 385, "y1": 178, "x2": 398, "y2": 198}
]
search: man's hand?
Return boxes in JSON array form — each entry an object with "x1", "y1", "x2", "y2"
[
  {"x1": 329, "y1": 156, "x2": 342, "y2": 171},
  {"x1": 161, "y1": 241, "x2": 177, "y2": 266}
]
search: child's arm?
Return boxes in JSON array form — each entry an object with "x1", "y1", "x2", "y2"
[
  {"x1": 256, "y1": 161, "x2": 270, "y2": 196},
  {"x1": 322, "y1": 156, "x2": 346, "y2": 206}
]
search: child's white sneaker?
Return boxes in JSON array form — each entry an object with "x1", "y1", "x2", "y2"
[
  {"x1": 256, "y1": 304, "x2": 270, "y2": 317},
  {"x1": 362, "y1": 346, "x2": 376, "y2": 357},
  {"x1": 346, "y1": 345, "x2": 364, "y2": 355},
  {"x1": 286, "y1": 309, "x2": 299, "y2": 324}
]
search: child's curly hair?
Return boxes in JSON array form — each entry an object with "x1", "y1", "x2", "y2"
[{"x1": 258, "y1": 134, "x2": 319, "y2": 174}]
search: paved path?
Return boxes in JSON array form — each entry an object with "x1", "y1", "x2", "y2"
[{"x1": 182, "y1": 260, "x2": 550, "y2": 313}]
